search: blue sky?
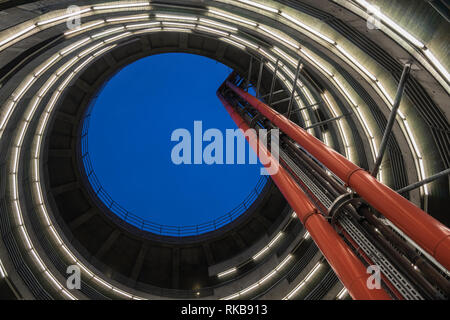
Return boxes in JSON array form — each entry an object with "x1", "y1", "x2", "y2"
[{"x1": 87, "y1": 53, "x2": 263, "y2": 229}]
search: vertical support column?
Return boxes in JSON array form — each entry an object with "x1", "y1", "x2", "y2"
[{"x1": 372, "y1": 64, "x2": 411, "y2": 177}]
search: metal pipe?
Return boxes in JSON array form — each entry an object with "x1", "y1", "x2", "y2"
[
  {"x1": 225, "y1": 80, "x2": 450, "y2": 270},
  {"x1": 268, "y1": 59, "x2": 280, "y2": 105},
  {"x1": 397, "y1": 168, "x2": 450, "y2": 194},
  {"x1": 246, "y1": 57, "x2": 253, "y2": 91},
  {"x1": 286, "y1": 60, "x2": 302, "y2": 119},
  {"x1": 372, "y1": 64, "x2": 411, "y2": 177},
  {"x1": 218, "y1": 91, "x2": 391, "y2": 300},
  {"x1": 256, "y1": 57, "x2": 264, "y2": 97}
]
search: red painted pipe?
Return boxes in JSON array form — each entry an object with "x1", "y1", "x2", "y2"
[
  {"x1": 225, "y1": 81, "x2": 450, "y2": 271},
  {"x1": 218, "y1": 92, "x2": 391, "y2": 300}
]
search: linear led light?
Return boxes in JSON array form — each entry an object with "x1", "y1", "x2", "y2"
[
  {"x1": 93, "y1": 2, "x2": 150, "y2": 10},
  {"x1": 0, "y1": 260, "x2": 6, "y2": 278},
  {"x1": 302, "y1": 87, "x2": 314, "y2": 105},
  {"x1": 268, "y1": 231, "x2": 283, "y2": 247},
  {"x1": 375, "y1": 80, "x2": 394, "y2": 105},
  {"x1": 229, "y1": 35, "x2": 258, "y2": 49},
  {"x1": 217, "y1": 267, "x2": 237, "y2": 278},
  {"x1": 126, "y1": 22, "x2": 160, "y2": 29},
  {"x1": 220, "y1": 37, "x2": 245, "y2": 50},
  {"x1": 133, "y1": 27, "x2": 162, "y2": 35},
  {"x1": 196, "y1": 25, "x2": 228, "y2": 36},
  {"x1": 113, "y1": 287, "x2": 133, "y2": 299},
  {"x1": 18, "y1": 226, "x2": 32, "y2": 250},
  {"x1": 353, "y1": 0, "x2": 424, "y2": 49},
  {"x1": 74, "y1": 56, "x2": 94, "y2": 73},
  {"x1": 284, "y1": 262, "x2": 322, "y2": 300},
  {"x1": 34, "y1": 55, "x2": 60, "y2": 77},
  {"x1": 161, "y1": 27, "x2": 191, "y2": 33},
  {"x1": 240, "y1": 283, "x2": 259, "y2": 295},
  {"x1": 92, "y1": 26, "x2": 125, "y2": 38},
  {"x1": 252, "y1": 245, "x2": 269, "y2": 260},
  {"x1": 162, "y1": 22, "x2": 195, "y2": 28},
  {"x1": 13, "y1": 76, "x2": 35, "y2": 102},
  {"x1": 257, "y1": 47, "x2": 276, "y2": 62},
  {"x1": 56, "y1": 57, "x2": 78, "y2": 76},
  {"x1": 303, "y1": 231, "x2": 310, "y2": 239},
  {"x1": 355, "y1": 106, "x2": 374, "y2": 139},
  {"x1": 291, "y1": 211, "x2": 297, "y2": 218},
  {"x1": 237, "y1": 0, "x2": 279, "y2": 13},
  {"x1": 335, "y1": 45, "x2": 376, "y2": 81},
  {"x1": 106, "y1": 14, "x2": 149, "y2": 23},
  {"x1": 199, "y1": 18, "x2": 237, "y2": 31},
  {"x1": 93, "y1": 44, "x2": 117, "y2": 57},
  {"x1": 208, "y1": 9, "x2": 257, "y2": 27},
  {"x1": 79, "y1": 42, "x2": 104, "y2": 57},
  {"x1": 24, "y1": 98, "x2": 40, "y2": 122},
  {"x1": 30, "y1": 249, "x2": 46, "y2": 271},
  {"x1": 300, "y1": 48, "x2": 333, "y2": 77},
  {"x1": 259, "y1": 25, "x2": 299, "y2": 49},
  {"x1": 283, "y1": 65, "x2": 295, "y2": 80},
  {"x1": 64, "y1": 20, "x2": 105, "y2": 36},
  {"x1": 36, "y1": 8, "x2": 92, "y2": 26},
  {"x1": 336, "y1": 287, "x2": 348, "y2": 300},
  {"x1": 423, "y1": 48, "x2": 450, "y2": 82},
  {"x1": 104, "y1": 32, "x2": 132, "y2": 43},
  {"x1": 0, "y1": 25, "x2": 36, "y2": 48},
  {"x1": 275, "y1": 254, "x2": 292, "y2": 271},
  {"x1": 155, "y1": 14, "x2": 197, "y2": 21},
  {"x1": 280, "y1": 12, "x2": 335, "y2": 44},
  {"x1": 333, "y1": 77, "x2": 357, "y2": 107},
  {"x1": 273, "y1": 47, "x2": 297, "y2": 66},
  {"x1": 60, "y1": 37, "x2": 90, "y2": 55},
  {"x1": 403, "y1": 120, "x2": 422, "y2": 159}
]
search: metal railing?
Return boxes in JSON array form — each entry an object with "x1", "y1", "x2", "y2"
[{"x1": 79, "y1": 104, "x2": 269, "y2": 237}]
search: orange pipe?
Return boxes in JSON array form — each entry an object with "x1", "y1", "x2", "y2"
[
  {"x1": 225, "y1": 81, "x2": 450, "y2": 271},
  {"x1": 218, "y1": 92, "x2": 391, "y2": 300}
]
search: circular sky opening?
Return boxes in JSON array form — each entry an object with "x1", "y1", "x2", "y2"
[{"x1": 84, "y1": 52, "x2": 265, "y2": 235}]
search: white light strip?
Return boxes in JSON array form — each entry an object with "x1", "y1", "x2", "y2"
[
  {"x1": 353, "y1": 0, "x2": 424, "y2": 48},
  {"x1": 0, "y1": 260, "x2": 7, "y2": 278},
  {"x1": 64, "y1": 20, "x2": 105, "y2": 36},
  {"x1": 336, "y1": 45, "x2": 376, "y2": 81},
  {"x1": 283, "y1": 262, "x2": 322, "y2": 299},
  {"x1": 229, "y1": 35, "x2": 258, "y2": 49},
  {"x1": 280, "y1": 12, "x2": 335, "y2": 44},
  {"x1": 423, "y1": 48, "x2": 450, "y2": 82},
  {"x1": 273, "y1": 47, "x2": 297, "y2": 66},
  {"x1": 208, "y1": 9, "x2": 257, "y2": 26},
  {"x1": 217, "y1": 267, "x2": 237, "y2": 278},
  {"x1": 259, "y1": 25, "x2": 299, "y2": 49},
  {"x1": 237, "y1": 0, "x2": 279, "y2": 13},
  {"x1": 222, "y1": 254, "x2": 293, "y2": 300},
  {"x1": 336, "y1": 287, "x2": 348, "y2": 299},
  {"x1": 196, "y1": 25, "x2": 228, "y2": 37},
  {"x1": 106, "y1": 14, "x2": 149, "y2": 23},
  {"x1": 36, "y1": 8, "x2": 92, "y2": 26},
  {"x1": 93, "y1": 2, "x2": 150, "y2": 10},
  {"x1": 0, "y1": 25, "x2": 36, "y2": 47},
  {"x1": 126, "y1": 22, "x2": 160, "y2": 29},
  {"x1": 199, "y1": 18, "x2": 238, "y2": 31},
  {"x1": 220, "y1": 37, "x2": 245, "y2": 50},
  {"x1": 300, "y1": 48, "x2": 333, "y2": 77},
  {"x1": 155, "y1": 14, "x2": 197, "y2": 21}
]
